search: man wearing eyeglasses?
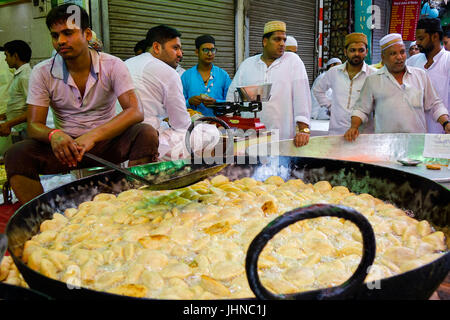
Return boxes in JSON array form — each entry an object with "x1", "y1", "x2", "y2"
[
  {"x1": 123, "y1": 26, "x2": 220, "y2": 160},
  {"x1": 181, "y1": 35, "x2": 231, "y2": 117},
  {"x1": 4, "y1": 4, "x2": 159, "y2": 205}
]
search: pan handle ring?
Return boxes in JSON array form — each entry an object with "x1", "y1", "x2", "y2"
[
  {"x1": 185, "y1": 116, "x2": 231, "y2": 161},
  {"x1": 245, "y1": 204, "x2": 376, "y2": 300}
]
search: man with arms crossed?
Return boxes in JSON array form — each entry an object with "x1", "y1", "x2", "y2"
[
  {"x1": 4, "y1": 4, "x2": 159, "y2": 205},
  {"x1": 313, "y1": 33, "x2": 376, "y2": 135},
  {"x1": 344, "y1": 33, "x2": 449, "y2": 141}
]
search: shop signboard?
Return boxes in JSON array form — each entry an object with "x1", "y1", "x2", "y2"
[{"x1": 389, "y1": 0, "x2": 422, "y2": 41}]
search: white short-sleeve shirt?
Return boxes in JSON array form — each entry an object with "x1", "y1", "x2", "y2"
[{"x1": 27, "y1": 49, "x2": 135, "y2": 137}]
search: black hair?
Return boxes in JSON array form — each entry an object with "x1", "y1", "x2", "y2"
[
  {"x1": 134, "y1": 39, "x2": 148, "y2": 54},
  {"x1": 262, "y1": 31, "x2": 274, "y2": 41},
  {"x1": 417, "y1": 18, "x2": 443, "y2": 41},
  {"x1": 46, "y1": 3, "x2": 90, "y2": 31},
  {"x1": 195, "y1": 35, "x2": 215, "y2": 49},
  {"x1": 261, "y1": 31, "x2": 277, "y2": 47},
  {"x1": 0, "y1": 46, "x2": 3, "y2": 51},
  {"x1": 3, "y1": 40, "x2": 32, "y2": 63},
  {"x1": 146, "y1": 25, "x2": 181, "y2": 48},
  {"x1": 444, "y1": 30, "x2": 450, "y2": 38},
  {"x1": 345, "y1": 43, "x2": 368, "y2": 50}
]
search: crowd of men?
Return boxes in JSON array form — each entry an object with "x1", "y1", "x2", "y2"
[{"x1": 0, "y1": 3, "x2": 449, "y2": 204}]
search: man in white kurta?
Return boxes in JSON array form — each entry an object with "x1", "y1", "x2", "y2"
[
  {"x1": 227, "y1": 21, "x2": 311, "y2": 147},
  {"x1": 124, "y1": 25, "x2": 220, "y2": 160},
  {"x1": 345, "y1": 34, "x2": 449, "y2": 141},
  {"x1": 314, "y1": 33, "x2": 376, "y2": 135},
  {"x1": 310, "y1": 57, "x2": 342, "y2": 120},
  {"x1": 310, "y1": 71, "x2": 330, "y2": 120},
  {"x1": 406, "y1": 17, "x2": 450, "y2": 133}
]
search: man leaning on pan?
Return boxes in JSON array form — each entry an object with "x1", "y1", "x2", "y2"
[{"x1": 345, "y1": 33, "x2": 449, "y2": 141}]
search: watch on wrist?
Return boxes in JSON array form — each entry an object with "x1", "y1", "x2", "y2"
[
  {"x1": 296, "y1": 126, "x2": 310, "y2": 134},
  {"x1": 443, "y1": 120, "x2": 449, "y2": 131}
]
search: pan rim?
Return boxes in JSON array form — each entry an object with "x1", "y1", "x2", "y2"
[{"x1": 5, "y1": 156, "x2": 450, "y2": 300}]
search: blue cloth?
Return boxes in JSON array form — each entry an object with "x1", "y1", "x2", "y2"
[{"x1": 181, "y1": 64, "x2": 231, "y2": 117}]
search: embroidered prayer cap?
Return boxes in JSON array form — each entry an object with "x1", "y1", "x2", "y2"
[
  {"x1": 286, "y1": 36, "x2": 297, "y2": 47},
  {"x1": 195, "y1": 34, "x2": 215, "y2": 49},
  {"x1": 326, "y1": 57, "x2": 342, "y2": 67},
  {"x1": 264, "y1": 21, "x2": 286, "y2": 35},
  {"x1": 409, "y1": 41, "x2": 417, "y2": 48},
  {"x1": 380, "y1": 33, "x2": 404, "y2": 51},
  {"x1": 344, "y1": 33, "x2": 368, "y2": 47}
]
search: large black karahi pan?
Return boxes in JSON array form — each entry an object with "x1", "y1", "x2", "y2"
[{"x1": 5, "y1": 156, "x2": 450, "y2": 300}]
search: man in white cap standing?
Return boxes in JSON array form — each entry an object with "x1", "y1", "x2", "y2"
[
  {"x1": 408, "y1": 41, "x2": 420, "y2": 57},
  {"x1": 407, "y1": 18, "x2": 450, "y2": 134},
  {"x1": 227, "y1": 21, "x2": 311, "y2": 147},
  {"x1": 310, "y1": 57, "x2": 342, "y2": 120},
  {"x1": 285, "y1": 36, "x2": 298, "y2": 53},
  {"x1": 345, "y1": 33, "x2": 449, "y2": 141},
  {"x1": 313, "y1": 33, "x2": 376, "y2": 135}
]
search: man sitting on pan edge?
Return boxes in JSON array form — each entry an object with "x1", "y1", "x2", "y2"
[{"x1": 4, "y1": 4, "x2": 159, "y2": 205}]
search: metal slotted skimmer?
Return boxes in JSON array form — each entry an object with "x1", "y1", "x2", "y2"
[
  {"x1": 128, "y1": 159, "x2": 227, "y2": 190},
  {"x1": 85, "y1": 153, "x2": 227, "y2": 190}
]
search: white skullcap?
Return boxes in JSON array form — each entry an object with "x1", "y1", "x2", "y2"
[
  {"x1": 286, "y1": 36, "x2": 297, "y2": 47},
  {"x1": 326, "y1": 57, "x2": 342, "y2": 66},
  {"x1": 380, "y1": 33, "x2": 404, "y2": 51},
  {"x1": 409, "y1": 41, "x2": 417, "y2": 48}
]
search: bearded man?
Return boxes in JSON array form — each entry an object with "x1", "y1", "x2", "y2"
[
  {"x1": 407, "y1": 18, "x2": 450, "y2": 133},
  {"x1": 345, "y1": 33, "x2": 449, "y2": 141},
  {"x1": 313, "y1": 33, "x2": 376, "y2": 135}
]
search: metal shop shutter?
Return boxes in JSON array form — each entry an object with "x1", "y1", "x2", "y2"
[
  {"x1": 248, "y1": 0, "x2": 317, "y2": 84},
  {"x1": 108, "y1": 0, "x2": 236, "y2": 76},
  {"x1": 372, "y1": 0, "x2": 391, "y2": 64}
]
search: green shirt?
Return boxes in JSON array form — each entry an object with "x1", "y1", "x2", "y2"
[{"x1": 6, "y1": 63, "x2": 31, "y2": 132}]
